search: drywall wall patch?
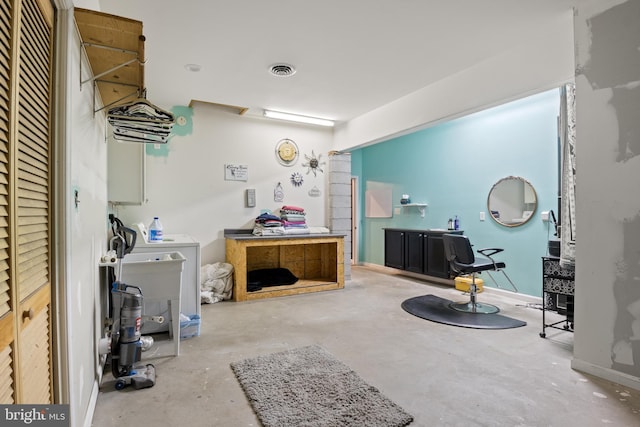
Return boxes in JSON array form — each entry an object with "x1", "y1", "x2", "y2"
[
  {"x1": 146, "y1": 142, "x2": 169, "y2": 157},
  {"x1": 583, "y1": 0, "x2": 640, "y2": 161},
  {"x1": 611, "y1": 86, "x2": 640, "y2": 161},
  {"x1": 611, "y1": 215, "x2": 640, "y2": 376},
  {"x1": 583, "y1": 1, "x2": 640, "y2": 89}
]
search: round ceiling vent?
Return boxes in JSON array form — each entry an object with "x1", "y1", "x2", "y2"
[{"x1": 269, "y1": 63, "x2": 296, "y2": 77}]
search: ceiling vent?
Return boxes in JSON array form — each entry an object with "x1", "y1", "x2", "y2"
[{"x1": 269, "y1": 63, "x2": 296, "y2": 77}]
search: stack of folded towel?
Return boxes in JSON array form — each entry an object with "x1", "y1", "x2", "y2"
[
  {"x1": 253, "y1": 212, "x2": 285, "y2": 236},
  {"x1": 279, "y1": 205, "x2": 310, "y2": 234}
]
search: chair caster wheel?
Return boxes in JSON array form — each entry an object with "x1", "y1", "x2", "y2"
[{"x1": 539, "y1": 332, "x2": 546, "y2": 338}]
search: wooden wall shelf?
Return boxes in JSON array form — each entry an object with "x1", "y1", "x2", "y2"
[
  {"x1": 74, "y1": 8, "x2": 145, "y2": 112},
  {"x1": 396, "y1": 203, "x2": 427, "y2": 217}
]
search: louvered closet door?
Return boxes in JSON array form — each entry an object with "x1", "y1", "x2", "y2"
[
  {"x1": 15, "y1": 0, "x2": 53, "y2": 403},
  {"x1": 0, "y1": 0, "x2": 53, "y2": 404},
  {"x1": 0, "y1": 0, "x2": 15, "y2": 404}
]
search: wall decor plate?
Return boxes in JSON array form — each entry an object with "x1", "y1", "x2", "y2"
[
  {"x1": 275, "y1": 138, "x2": 299, "y2": 166},
  {"x1": 302, "y1": 150, "x2": 326, "y2": 176},
  {"x1": 291, "y1": 172, "x2": 304, "y2": 187}
]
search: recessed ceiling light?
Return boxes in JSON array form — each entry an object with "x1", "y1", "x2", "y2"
[
  {"x1": 184, "y1": 63, "x2": 202, "y2": 72},
  {"x1": 269, "y1": 63, "x2": 296, "y2": 77}
]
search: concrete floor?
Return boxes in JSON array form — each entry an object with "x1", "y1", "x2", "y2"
[{"x1": 91, "y1": 266, "x2": 640, "y2": 427}]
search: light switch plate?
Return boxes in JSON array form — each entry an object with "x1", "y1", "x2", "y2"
[{"x1": 246, "y1": 188, "x2": 256, "y2": 207}]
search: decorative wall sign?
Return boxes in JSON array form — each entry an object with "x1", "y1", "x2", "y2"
[
  {"x1": 224, "y1": 164, "x2": 248, "y2": 181},
  {"x1": 290, "y1": 172, "x2": 304, "y2": 187},
  {"x1": 274, "y1": 182, "x2": 284, "y2": 202},
  {"x1": 302, "y1": 150, "x2": 326, "y2": 177},
  {"x1": 275, "y1": 138, "x2": 299, "y2": 166},
  {"x1": 308, "y1": 186, "x2": 321, "y2": 197}
]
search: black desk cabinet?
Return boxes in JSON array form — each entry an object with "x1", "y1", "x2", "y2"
[
  {"x1": 540, "y1": 256, "x2": 575, "y2": 338},
  {"x1": 384, "y1": 229, "x2": 405, "y2": 269},
  {"x1": 384, "y1": 228, "x2": 462, "y2": 279}
]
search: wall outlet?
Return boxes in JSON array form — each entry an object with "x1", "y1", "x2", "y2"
[{"x1": 541, "y1": 211, "x2": 550, "y2": 221}]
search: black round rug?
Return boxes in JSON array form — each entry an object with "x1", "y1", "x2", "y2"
[{"x1": 401, "y1": 294, "x2": 527, "y2": 329}]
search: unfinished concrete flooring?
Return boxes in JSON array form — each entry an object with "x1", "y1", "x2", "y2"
[{"x1": 91, "y1": 266, "x2": 640, "y2": 426}]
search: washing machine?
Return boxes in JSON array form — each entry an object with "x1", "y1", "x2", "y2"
[{"x1": 131, "y1": 223, "x2": 201, "y2": 334}]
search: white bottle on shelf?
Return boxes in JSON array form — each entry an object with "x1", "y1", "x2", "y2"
[{"x1": 148, "y1": 217, "x2": 163, "y2": 242}]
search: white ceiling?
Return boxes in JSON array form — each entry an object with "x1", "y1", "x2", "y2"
[{"x1": 97, "y1": 0, "x2": 577, "y2": 125}]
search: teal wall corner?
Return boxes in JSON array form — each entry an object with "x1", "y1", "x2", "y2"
[{"x1": 350, "y1": 88, "x2": 562, "y2": 297}]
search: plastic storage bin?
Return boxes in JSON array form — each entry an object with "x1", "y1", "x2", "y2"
[
  {"x1": 454, "y1": 275, "x2": 484, "y2": 293},
  {"x1": 119, "y1": 251, "x2": 186, "y2": 335},
  {"x1": 180, "y1": 314, "x2": 201, "y2": 339}
]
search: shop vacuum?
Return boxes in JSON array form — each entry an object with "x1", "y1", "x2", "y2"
[{"x1": 105, "y1": 214, "x2": 157, "y2": 390}]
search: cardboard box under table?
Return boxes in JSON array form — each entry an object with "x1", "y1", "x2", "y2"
[
  {"x1": 119, "y1": 251, "x2": 185, "y2": 356},
  {"x1": 454, "y1": 275, "x2": 484, "y2": 293}
]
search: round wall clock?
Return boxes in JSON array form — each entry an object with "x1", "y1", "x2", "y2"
[{"x1": 275, "y1": 138, "x2": 299, "y2": 166}]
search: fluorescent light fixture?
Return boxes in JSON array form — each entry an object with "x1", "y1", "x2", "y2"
[
  {"x1": 263, "y1": 110, "x2": 334, "y2": 127},
  {"x1": 184, "y1": 63, "x2": 202, "y2": 72}
]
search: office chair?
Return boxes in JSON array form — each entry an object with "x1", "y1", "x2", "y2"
[{"x1": 443, "y1": 234, "x2": 514, "y2": 314}]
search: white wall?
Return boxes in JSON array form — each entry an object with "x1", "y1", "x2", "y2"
[
  {"x1": 333, "y1": 9, "x2": 575, "y2": 152},
  {"x1": 56, "y1": 3, "x2": 110, "y2": 426},
  {"x1": 113, "y1": 104, "x2": 334, "y2": 265},
  {"x1": 572, "y1": 0, "x2": 640, "y2": 391}
]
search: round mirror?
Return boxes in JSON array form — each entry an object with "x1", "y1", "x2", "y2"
[{"x1": 487, "y1": 176, "x2": 537, "y2": 227}]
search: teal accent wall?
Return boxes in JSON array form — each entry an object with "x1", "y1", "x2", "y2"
[{"x1": 350, "y1": 88, "x2": 561, "y2": 297}]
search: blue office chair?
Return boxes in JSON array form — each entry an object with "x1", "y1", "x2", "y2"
[{"x1": 443, "y1": 234, "x2": 514, "y2": 314}]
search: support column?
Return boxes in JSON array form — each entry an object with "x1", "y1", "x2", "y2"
[{"x1": 328, "y1": 153, "x2": 351, "y2": 280}]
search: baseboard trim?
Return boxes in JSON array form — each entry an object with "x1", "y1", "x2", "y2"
[
  {"x1": 83, "y1": 379, "x2": 100, "y2": 427},
  {"x1": 358, "y1": 262, "x2": 454, "y2": 286},
  {"x1": 571, "y1": 358, "x2": 640, "y2": 392},
  {"x1": 357, "y1": 262, "x2": 542, "y2": 303}
]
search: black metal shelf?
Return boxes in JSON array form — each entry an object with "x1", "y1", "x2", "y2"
[{"x1": 540, "y1": 256, "x2": 575, "y2": 338}]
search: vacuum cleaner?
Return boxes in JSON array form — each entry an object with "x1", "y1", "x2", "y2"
[{"x1": 106, "y1": 214, "x2": 157, "y2": 390}]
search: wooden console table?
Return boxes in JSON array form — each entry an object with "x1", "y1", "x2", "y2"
[{"x1": 225, "y1": 230, "x2": 345, "y2": 301}]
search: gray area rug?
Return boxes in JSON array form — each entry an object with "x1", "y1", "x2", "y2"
[{"x1": 230, "y1": 345, "x2": 414, "y2": 427}]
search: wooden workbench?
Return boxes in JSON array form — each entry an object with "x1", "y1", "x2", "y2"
[{"x1": 225, "y1": 230, "x2": 344, "y2": 301}]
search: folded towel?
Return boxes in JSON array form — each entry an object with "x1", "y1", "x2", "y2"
[
  {"x1": 282, "y1": 228, "x2": 310, "y2": 235},
  {"x1": 281, "y1": 205, "x2": 305, "y2": 212},
  {"x1": 256, "y1": 212, "x2": 282, "y2": 222},
  {"x1": 253, "y1": 225, "x2": 285, "y2": 235},
  {"x1": 281, "y1": 214, "x2": 306, "y2": 222},
  {"x1": 307, "y1": 226, "x2": 330, "y2": 234}
]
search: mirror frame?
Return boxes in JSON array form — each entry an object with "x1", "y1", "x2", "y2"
[{"x1": 487, "y1": 175, "x2": 537, "y2": 227}]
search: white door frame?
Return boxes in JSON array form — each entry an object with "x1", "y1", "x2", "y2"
[{"x1": 351, "y1": 176, "x2": 358, "y2": 264}]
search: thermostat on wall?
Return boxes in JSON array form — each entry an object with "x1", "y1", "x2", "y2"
[{"x1": 246, "y1": 189, "x2": 256, "y2": 207}]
